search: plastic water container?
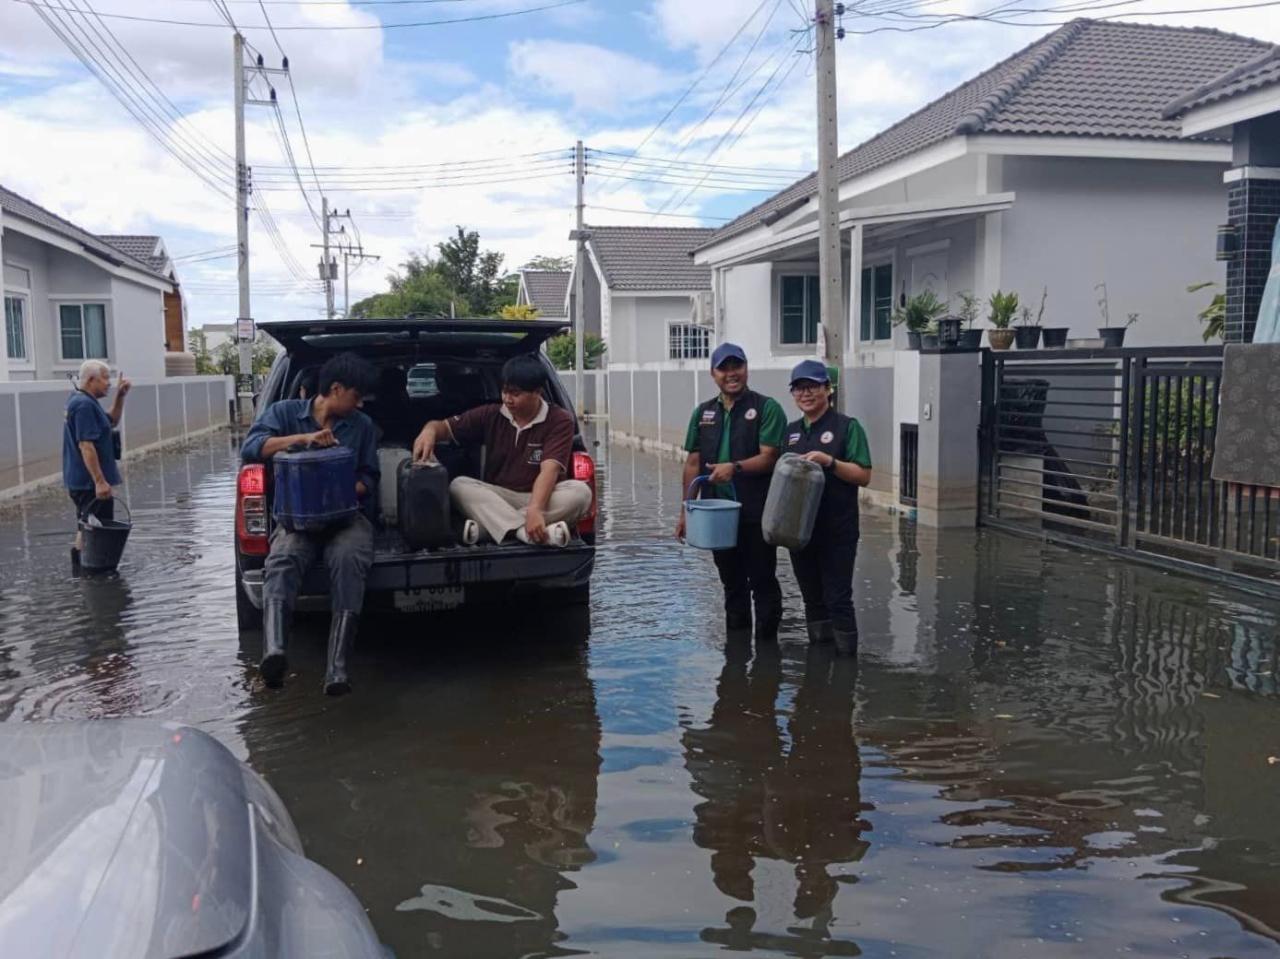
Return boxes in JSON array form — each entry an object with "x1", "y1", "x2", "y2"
[
  {"x1": 684, "y1": 476, "x2": 741, "y2": 550},
  {"x1": 272, "y1": 446, "x2": 358, "y2": 532},
  {"x1": 78, "y1": 498, "x2": 132, "y2": 572},
  {"x1": 762, "y1": 453, "x2": 826, "y2": 550}
]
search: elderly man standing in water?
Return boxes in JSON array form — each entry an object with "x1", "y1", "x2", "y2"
[{"x1": 63, "y1": 359, "x2": 130, "y2": 567}]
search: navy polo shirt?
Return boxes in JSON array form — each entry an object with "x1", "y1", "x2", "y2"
[{"x1": 63, "y1": 391, "x2": 120, "y2": 490}]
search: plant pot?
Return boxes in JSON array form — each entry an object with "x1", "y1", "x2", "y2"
[
  {"x1": 906, "y1": 331, "x2": 922, "y2": 351},
  {"x1": 958, "y1": 328, "x2": 983, "y2": 350},
  {"x1": 1041, "y1": 327, "x2": 1069, "y2": 348},
  {"x1": 988, "y1": 329, "x2": 1015, "y2": 350},
  {"x1": 1013, "y1": 326, "x2": 1042, "y2": 349},
  {"x1": 1098, "y1": 327, "x2": 1127, "y2": 348},
  {"x1": 938, "y1": 317, "x2": 962, "y2": 348},
  {"x1": 921, "y1": 333, "x2": 940, "y2": 350}
]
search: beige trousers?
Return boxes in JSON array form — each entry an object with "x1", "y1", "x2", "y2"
[{"x1": 449, "y1": 475, "x2": 592, "y2": 543}]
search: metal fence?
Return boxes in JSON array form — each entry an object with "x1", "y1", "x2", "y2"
[
  {"x1": 900, "y1": 423, "x2": 919, "y2": 507},
  {"x1": 978, "y1": 346, "x2": 1279, "y2": 594}
]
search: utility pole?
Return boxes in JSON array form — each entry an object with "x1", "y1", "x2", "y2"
[
  {"x1": 233, "y1": 32, "x2": 252, "y2": 389},
  {"x1": 321, "y1": 196, "x2": 335, "y2": 319},
  {"x1": 815, "y1": 0, "x2": 845, "y2": 411},
  {"x1": 341, "y1": 245, "x2": 380, "y2": 317},
  {"x1": 572, "y1": 140, "x2": 587, "y2": 416}
]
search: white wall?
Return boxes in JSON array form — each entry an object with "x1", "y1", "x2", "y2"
[
  {"x1": 609, "y1": 295, "x2": 638, "y2": 365},
  {"x1": 1000, "y1": 156, "x2": 1225, "y2": 345},
  {"x1": 721, "y1": 263, "x2": 776, "y2": 366},
  {"x1": 110, "y1": 276, "x2": 166, "y2": 380},
  {"x1": 2, "y1": 231, "x2": 51, "y2": 381}
]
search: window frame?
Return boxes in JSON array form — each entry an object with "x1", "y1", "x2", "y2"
[
  {"x1": 667, "y1": 321, "x2": 711, "y2": 361},
  {"x1": 858, "y1": 255, "x2": 895, "y2": 346},
  {"x1": 56, "y1": 301, "x2": 110, "y2": 363},
  {"x1": 3, "y1": 260, "x2": 35, "y2": 367},
  {"x1": 775, "y1": 272, "x2": 821, "y2": 352}
]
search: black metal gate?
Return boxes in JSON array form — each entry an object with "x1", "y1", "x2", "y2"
[{"x1": 978, "y1": 346, "x2": 1279, "y2": 594}]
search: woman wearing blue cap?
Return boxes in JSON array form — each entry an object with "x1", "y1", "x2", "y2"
[{"x1": 783, "y1": 359, "x2": 873, "y2": 656}]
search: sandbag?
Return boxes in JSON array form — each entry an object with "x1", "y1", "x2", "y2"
[
  {"x1": 377, "y1": 446, "x2": 411, "y2": 524},
  {"x1": 398, "y1": 459, "x2": 453, "y2": 549}
]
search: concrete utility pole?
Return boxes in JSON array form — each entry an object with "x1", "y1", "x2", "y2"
[
  {"x1": 233, "y1": 32, "x2": 252, "y2": 382},
  {"x1": 341, "y1": 245, "x2": 380, "y2": 317},
  {"x1": 321, "y1": 196, "x2": 335, "y2": 319},
  {"x1": 815, "y1": 0, "x2": 846, "y2": 411},
  {"x1": 573, "y1": 139, "x2": 587, "y2": 416}
]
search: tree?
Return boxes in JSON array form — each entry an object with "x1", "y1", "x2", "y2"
[
  {"x1": 500, "y1": 303, "x2": 539, "y2": 320},
  {"x1": 547, "y1": 332, "x2": 606, "y2": 370},
  {"x1": 523, "y1": 254, "x2": 572, "y2": 272},
  {"x1": 189, "y1": 329, "x2": 217, "y2": 375}
]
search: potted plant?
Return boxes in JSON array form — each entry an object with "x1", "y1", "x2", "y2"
[
  {"x1": 893, "y1": 289, "x2": 948, "y2": 350},
  {"x1": 1035, "y1": 287, "x2": 1067, "y2": 348},
  {"x1": 987, "y1": 290, "x2": 1018, "y2": 350},
  {"x1": 955, "y1": 291, "x2": 983, "y2": 349},
  {"x1": 921, "y1": 321, "x2": 940, "y2": 350},
  {"x1": 1095, "y1": 282, "x2": 1137, "y2": 347},
  {"x1": 1013, "y1": 305, "x2": 1042, "y2": 349}
]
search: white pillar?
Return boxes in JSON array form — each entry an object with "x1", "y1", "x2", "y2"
[
  {"x1": 0, "y1": 206, "x2": 9, "y2": 381},
  {"x1": 847, "y1": 223, "x2": 863, "y2": 361}
]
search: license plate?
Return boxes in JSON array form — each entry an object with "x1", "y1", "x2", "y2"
[{"x1": 393, "y1": 586, "x2": 465, "y2": 613}]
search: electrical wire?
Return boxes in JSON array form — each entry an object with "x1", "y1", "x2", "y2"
[
  {"x1": 587, "y1": 204, "x2": 733, "y2": 222},
  {"x1": 14, "y1": 0, "x2": 590, "y2": 29}
]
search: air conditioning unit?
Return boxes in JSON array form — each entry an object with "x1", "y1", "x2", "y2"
[{"x1": 691, "y1": 291, "x2": 714, "y2": 327}]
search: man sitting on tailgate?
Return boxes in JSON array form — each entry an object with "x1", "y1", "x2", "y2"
[{"x1": 411, "y1": 353, "x2": 591, "y2": 547}]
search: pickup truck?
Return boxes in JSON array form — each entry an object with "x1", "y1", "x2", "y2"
[{"x1": 234, "y1": 317, "x2": 596, "y2": 630}]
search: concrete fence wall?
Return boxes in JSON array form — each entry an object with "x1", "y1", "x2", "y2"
[{"x1": 0, "y1": 376, "x2": 234, "y2": 499}]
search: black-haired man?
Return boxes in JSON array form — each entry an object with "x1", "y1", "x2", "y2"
[
  {"x1": 241, "y1": 351, "x2": 380, "y2": 695},
  {"x1": 412, "y1": 353, "x2": 591, "y2": 547}
]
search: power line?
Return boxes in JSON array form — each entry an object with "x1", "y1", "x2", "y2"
[
  {"x1": 587, "y1": 204, "x2": 733, "y2": 222},
  {"x1": 254, "y1": 148, "x2": 574, "y2": 173},
  {"x1": 15, "y1": 0, "x2": 590, "y2": 29}
]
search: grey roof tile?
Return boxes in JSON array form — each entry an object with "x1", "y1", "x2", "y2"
[
  {"x1": 99, "y1": 234, "x2": 170, "y2": 276},
  {"x1": 1164, "y1": 47, "x2": 1280, "y2": 116},
  {"x1": 587, "y1": 225, "x2": 714, "y2": 291},
  {"x1": 703, "y1": 19, "x2": 1270, "y2": 251},
  {"x1": 0, "y1": 184, "x2": 173, "y2": 283},
  {"x1": 520, "y1": 269, "x2": 570, "y2": 314}
]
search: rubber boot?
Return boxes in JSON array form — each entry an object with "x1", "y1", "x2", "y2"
[
  {"x1": 833, "y1": 627, "x2": 859, "y2": 658},
  {"x1": 755, "y1": 615, "x2": 781, "y2": 644},
  {"x1": 806, "y1": 619, "x2": 835, "y2": 645},
  {"x1": 260, "y1": 602, "x2": 289, "y2": 688},
  {"x1": 324, "y1": 611, "x2": 359, "y2": 696}
]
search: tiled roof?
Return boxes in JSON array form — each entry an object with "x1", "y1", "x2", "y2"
[
  {"x1": 702, "y1": 19, "x2": 1271, "y2": 251},
  {"x1": 520, "y1": 269, "x2": 570, "y2": 315},
  {"x1": 0, "y1": 184, "x2": 173, "y2": 283},
  {"x1": 1164, "y1": 47, "x2": 1280, "y2": 116},
  {"x1": 587, "y1": 225, "x2": 714, "y2": 291},
  {"x1": 100, "y1": 234, "x2": 170, "y2": 276}
]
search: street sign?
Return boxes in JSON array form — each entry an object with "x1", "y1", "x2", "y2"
[{"x1": 237, "y1": 317, "x2": 254, "y2": 341}]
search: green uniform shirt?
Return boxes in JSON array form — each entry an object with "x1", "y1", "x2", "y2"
[
  {"x1": 683, "y1": 393, "x2": 787, "y2": 498},
  {"x1": 798, "y1": 413, "x2": 873, "y2": 468}
]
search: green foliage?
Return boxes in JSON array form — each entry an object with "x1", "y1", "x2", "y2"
[
  {"x1": 349, "y1": 226, "x2": 516, "y2": 318},
  {"x1": 189, "y1": 329, "x2": 215, "y2": 375},
  {"x1": 523, "y1": 254, "x2": 573, "y2": 272},
  {"x1": 892, "y1": 289, "x2": 948, "y2": 332},
  {"x1": 1188, "y1": 281, "x2": 1226, "y2": 342},
  {"x1": 500, "y1": 303, "x2": 539, "y2": 320},
  {"x1": 1135, "y1": 377, "x2": 1216, "y2": 469},
  {"x1": 547, "y1": 332, "x2": 606, "y2": 370},
  {"x1": 955, "y1": 290, "x2": 980, "y2": 328},
  {"x1": 198, "y1": 332, "x2": 277, "y2": 376},
  {"x1": 987, "y1": 290, "x2": 1019, "y2": 329}
]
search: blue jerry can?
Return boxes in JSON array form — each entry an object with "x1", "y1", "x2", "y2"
[{"x1": 272, "y1": 446, "x2": 358, "y2": 532}]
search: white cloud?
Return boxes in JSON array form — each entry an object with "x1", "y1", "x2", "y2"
[{"x1": 508, "y1": 40, "x2": 680, "y2": 112}]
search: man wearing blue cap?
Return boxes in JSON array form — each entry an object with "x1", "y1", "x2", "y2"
[
  {"x1": 678, "y1": 342, "x2": 787, "y2": 640},
  {"x1": 782, "y1": 359, "x2": 873, "y2": 656}
]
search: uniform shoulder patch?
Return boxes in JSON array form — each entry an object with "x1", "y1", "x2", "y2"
[
  {"x1": 787, "y1": 432, "x2": 801, "y2": 445},
  {"x1": 744, "y1": 407, "x2": 758, "y2": 421},
  {"x1": 820, "y1": 430, "x2": 834, "y2": 444}
]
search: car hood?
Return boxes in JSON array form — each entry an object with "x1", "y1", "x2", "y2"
[{"x1": 0, "y1": 720, "x2": 254, "y2": 959}]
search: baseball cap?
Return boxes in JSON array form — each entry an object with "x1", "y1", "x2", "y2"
[
  {"x1": 789, "y1": 359, "x2": 831, "y2": 386},
  {"x1": 711, "y1": 342, "x2": 748, "y2": 369}
]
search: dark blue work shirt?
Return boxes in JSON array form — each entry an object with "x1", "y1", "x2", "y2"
[
  {"x1": 241, "y1": 399, "x2": 380, "y2": 514},
  {"x1": 63, "y1": 391, "x2": 120, "y2": 490}
]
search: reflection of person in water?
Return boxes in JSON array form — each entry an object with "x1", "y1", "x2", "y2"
[
  {"x1": 686, "y1": 643, "x2": 867, "y2": 952},
  {"x1": 76, "y1": 576, "x2": 139, "y2": 716}
]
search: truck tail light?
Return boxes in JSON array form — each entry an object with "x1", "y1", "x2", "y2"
[
  {"x1": 236, "y1": 464, "x2": 269, "y2": 556},
  {"x1": 572, "y1": 451, "x2": 597, "y2": 538}
]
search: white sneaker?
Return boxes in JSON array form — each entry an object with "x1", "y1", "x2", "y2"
[
  {"x1": 461, "y1": 519, "x2": 481, "y2": 545},
  {"x1": 515, "y1": 521, "x2": 571, "y2": 548}
]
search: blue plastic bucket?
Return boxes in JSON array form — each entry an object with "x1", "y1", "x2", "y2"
[{"x1": 684, "y1": 477, "x2": 741, "y2": 551}]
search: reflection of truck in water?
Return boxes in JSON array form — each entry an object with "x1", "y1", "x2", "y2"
[{"x1": 0, "y1": 721, "x2": 390, "y2": 958}]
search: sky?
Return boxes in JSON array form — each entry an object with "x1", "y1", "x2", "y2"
[{"x1": 1, "y1": 0, "x2": 1278, "y2": 328}]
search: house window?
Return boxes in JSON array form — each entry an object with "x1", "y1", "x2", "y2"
[
  {"x1": 4, "y1": 295, "x2": 29, "y2": 361},
  {"x1": 669, "y1": 322, "x2": 711, "y2": 360},
  {"x1": 779, "y1": 274, "x2": 820, "y2": 345},
  {"x1": 59, "y1": 303, "x2": 108, "y2": 360},
  {"x1": 860, "y1": 263, "x2": 893, "y2": 342}
]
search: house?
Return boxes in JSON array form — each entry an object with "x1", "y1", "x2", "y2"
[
  {"x1": 100, "y1": 235, "x2": 187, "y2": 353},
  {"x1": 1, "y1": 184, "x2": 180, "y2": 382},
  {"x1": 577, "y1": 225, "x2": 715, "y2": 367},
  {"x1": 1165, "y1": 47, "x2": 1280, "y2": 342},
  {"x1": 516, "y1": 269, "x2": 570, "y2": 320},
  {"x1": 674, "y1": 18, "x2": 1272, "y2": 503}
]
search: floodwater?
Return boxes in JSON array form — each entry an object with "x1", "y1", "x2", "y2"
[{"x1": 1, "y1": 428, "x2": 1279, "y2": 958}]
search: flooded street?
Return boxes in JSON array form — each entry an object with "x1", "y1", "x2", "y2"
[{"x1": 2, "y1": 427, "x2": 1279, "y2": 958}]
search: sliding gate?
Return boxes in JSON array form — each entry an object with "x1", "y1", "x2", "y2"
[{"x1": 978, "y1": 346, "x2": 1279, "y2": 593}]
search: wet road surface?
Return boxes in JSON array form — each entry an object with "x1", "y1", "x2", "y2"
[{"x1": 2, "y1": 428, "x2": 1280, "y2": 958}]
